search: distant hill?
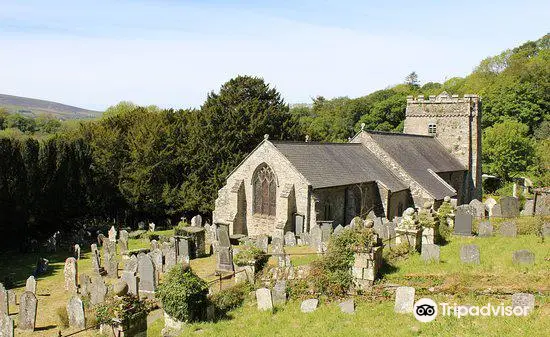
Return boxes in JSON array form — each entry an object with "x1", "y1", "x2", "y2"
[{"x1": 0, "y1": 94, "x2": 102, "y2": 120}]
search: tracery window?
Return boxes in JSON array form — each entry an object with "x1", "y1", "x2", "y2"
[{"x1": 253, "y1": 164, "x2": 276, "y2": 216}]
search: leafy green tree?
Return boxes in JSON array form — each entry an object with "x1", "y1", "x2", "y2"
[
  {"x1": 405, "y1": 71, "x2": 419, "y2": 87},
  {"x1": 5, "y1": 114, "x2": 37, "y2": 133},
  {"x1": 0, "y1": 108, "x2": 8, "y2": 130},
  {"x1": 482, "y1": 120, "x2": 535, "y2": 180}
]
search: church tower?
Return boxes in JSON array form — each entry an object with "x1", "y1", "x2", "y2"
[{"x1": 403, "y1": 92, "x2": 482, "y2": 202}]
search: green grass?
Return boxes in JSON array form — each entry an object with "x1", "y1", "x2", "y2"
[{"x1": 146, "y1": 294, "x2": 550, "y2": 337}]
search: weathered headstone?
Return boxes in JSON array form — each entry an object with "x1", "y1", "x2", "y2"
[
  {"x1": 64, "y1": 257, "x2": 78, "y2": 293},
  {"x1": 67, "y1": 296, "x2": 85, "y2": 329},
  {"x1": 105, "y1": 254, "x2": 118, "y2": 279},
  {"x1": 333, "y1": 225, "x2": 344, "y2": 236},
  {"x1": 295, "y1": 214, "x2": 304, "y2": 234},
  {"x1": 121, "y1": 271, "x2": 139, "y2": 297},
  {"x1": 511, "y1": 293, "x2": 535, "y2": 314},
  {"x1": 454, "y1": 213, "x2": 473, "y2": 236},
  {"x1": 300, "y1": 299, "x2": 319, "y2": 313},
  {"x1": 97, "y1": 233, "x2": 105, "y2": 246},
  {"x1": 161, "y1": 242, "x2": 176, "y2": 272},
  {"x1": 469, "y1": 199, "x2": 485, "y2": 218},
  {"x1": 320, "y1": 223, "x2": 332, "y2": 243},
  {"x1": 216, "y1": 225, "x2": 231, "y2": 247},
  {"x1": 394, "y1": 286, "x2": 415, "y2": 313},
  {"x1": 421, "y1": 244, "x2": 440, "y2": 262},
  {"x1": 150, "y1": 239, "x2": 159, "y2": 251},
  {"x1": 149, "y1": 248, "x2": 163, "y2": 276},
  {"x1": 216, "y1": 247, "x2": 234, "y2": 272},
  {"x1": 119, "y1": 230, "x2": 129, "y2": 254},
  {"x1": 500, "y1": 196, "x2": 520, "y2": 218},
  {"x1": 484, "y1": 197, "x2": 498, "y2": 216},
  {"x1": 73, "y1": 244, "x2": 81, "y2": 260},
  {"x1": 499, "y1": 221, "x2": 517, "y2": 237},
  {"x1": 25, "y1": 276, "x2": 36, "y2": 294},
  {"x1": 478, "y1": 221, "x2": 493, "y2": 237},
  {"x1": 272, "y1": 281, "x2": 287, "y2": 306},
  {"x1": 18, "y1": 291, "x2": 37, "y2": 331},
  {"x1": 79, "y1": 274, "x2": 91, "y2": 297},
  {"x1": 521, "y1": 199, "x2": 535, "y2": 216},
  {"x1": 271, "y1": 237, "x2": 284, "y2": 254},
  {"x1": 255, "y1": 235, "x2": 269, "y2": 252},
  {"x1": 310, "y1": 225, "x2": 323, "y2": 252},
  {"x1": 114, "y1": 280, "x2": 129, "y2": 296},
  {"x1": 284, "y1": 232, "x2": 296, "y2": 246},
  {"x1": 1, "y1": 314, "x2": 14, "y2": 337},
  {"x1": 0, "y1": 283, "x2": 8, "y2": 317},
  {"x1": 108, "y1": 226, "x2": 117, "y2": 242},
  {"x1": 491, "y1": 204, "x2": 502, "y2": 217},
  {"x1": 149, "y1": 222, "x2": 156, "y2": 232},
  {"x1": 256, "y1": 288, "x2": 273, "y2": 311},
  {"x1": 175, "y1": 236, "x2": 190, "y2": 264},
  {"x1": 7, "y1": 290, "x2": 15, "y2": 307},
  {"x1": 339, "y1": 299, "x2": 355, "y2": 314},
  {"x1": 137, "y1": 253, "x2": 156, "y2": 294},
  {"x1": 460, "y1": 244, "x2": 480, "y2": 264},
  {"x1": 512, "y1": 250, "x2": 535, "y2": 265},
  {"x1": 124, "y1": 254, "x2": 138, "y2": 273},
  {"x1": 456, "y1": 204, "x2": 475, "y2": 217},
  {"x1": 90, "y1": 277, "x2": 107, "y2": 305},
  {"x1": 191, "y1": 215, "x2": 202, "y2": 227}
]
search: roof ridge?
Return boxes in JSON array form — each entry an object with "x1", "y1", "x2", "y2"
[{"x1": 271, "y1": 141, "x2": 361, "y2": 145}]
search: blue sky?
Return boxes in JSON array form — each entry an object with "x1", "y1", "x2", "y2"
[{"x1": 0, "y1": 0, "x2": 548, "y2": 111}]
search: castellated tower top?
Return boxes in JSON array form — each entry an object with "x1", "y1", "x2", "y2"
[{"x1": 405, "y1": 92, "x2": 480, "y2": 117}]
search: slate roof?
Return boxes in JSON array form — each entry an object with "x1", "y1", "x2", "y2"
[
  {"x1": 365, "y1": 131, "x2": 466, "y2": 199},
  {"x1": 271, "y1": 142, "x2": 407, "y2": 191}
]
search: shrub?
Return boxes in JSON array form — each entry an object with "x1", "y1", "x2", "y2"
[
  {"x1": 156, "y1": 264, "x2": 208, "y2": 322},
  {"x1": 210, "y1": 282, "x2": 251, "y2": 316},
  {"x1": 233, "y1": 245, "x2": 264, "y2": 267},
  {"x1": 437, "y1": 201, "x2": 454, "y2": 240},
  {"x1": 56, "y1": 307, "x2": 69, "y2": 328},
  {"x1": 95, "y1": 295, "x2": 148, "y2": 327},
  {"x1": 309, "y1": 227, "x2": 379, "y2": 297}
]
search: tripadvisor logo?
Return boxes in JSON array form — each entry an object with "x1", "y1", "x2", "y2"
[{"x1": 414, "y1": 298, "x2": 438, "y2": 322}]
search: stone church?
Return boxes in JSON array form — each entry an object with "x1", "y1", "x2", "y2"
[{"x1": 213, "y1": 92, "x2": 482, "y2": 238}]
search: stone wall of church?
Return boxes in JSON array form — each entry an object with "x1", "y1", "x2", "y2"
[{"x1": 213, "y1": 141, "x2": 310, "y2": 238}]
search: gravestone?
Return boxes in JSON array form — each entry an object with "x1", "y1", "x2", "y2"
[
  {"x1": 543, "y1": 222, "x2": 550, "y2": 237},
  {"x1": 191, "y1": 215, "x2": 202, "y2": 227},
  {"x1": 124, "y1": 254, "x2": 138, "y2": 273},
  {"x1": 150, "y1": 239, "x2": 159, "y2": 251},
  {"x1": 97, "y1": 233, "x2": 105, "y2": 246},
  {"x1": 460, "y1": 245, "x2": 480, "y2": 264},
  {"x1": 119, "y1": 230, "x2": 129, "y2": 254},
  {"x1": 174, "y1": 236, "x2": 190, "y2": 264},
  {"x1": 499, "y1": 221, "x2": 517, "y2": 237},
  {"x1": 521, "y1": 199, "x2": 535, "y2": 216},
  {"x1": 339, "y1": 299, "x2": 355, "y2": 314},
  {"x1": 255, "y1": 235, "x2": 269, "y2": 252},
  {"x1": 256, "y1": 288, "x2": 273, "y2": 311},
  {"x1": 454, "y1": 213, "x2": 473, "y2": 236},
  {"x1": 272, "y1": 281, "x2": 287, "y2": 306},
  {"x1": 216, "y1": 225, "x2": 231, "y2": 247},
  {"x1": 64, "y1": 257, "x2": 78, "y2": 293},
  {"x1": 216, "y1": 247, "x2": 234, "y2": 272},
  {"x1": 25, "y1": 276, "x2": 36, "y2": 294},
  {"x1": 149, "y1": 222, "x2": 156, "y2": 232},
  {"x1": 149, "y1": 248, "x2": 163, "y2": 276},
  {"x1": 512, "y1": 250, "x2": 535, "y2": 265},
  {"x1": 477, "y1": 221, "x2": 493, "y2": 237},
  {"x1": 90, "y1": 277, "x2": 107, "y2": 305},
  {"x1": 310, "y1": 225, "x2": 323, "y2": 252},
  {"x1": 1, "y1": 314, "x2": 14, "y2": 337},
  {"x1": 105, "y1": 254, "x2": 118, "y2": 279},
  {"x1": 7, "y1": 290, "x2": 15, "y2": 307},
  {"x1": 284, "y1": 232, "x2": 296, "y2": 246},
  {"x1": 108, "y1": 226, "x2": 117, "y2": 242},
  {"x1": 271, "y1": 237, "x2": 284, "y2": 254},
  {"x1": 394, "y1": 286, "x2": 415, "y2": 313},
  {"x1": 295, "y1": 214, "x2": 304, "y2": 234},
  {"x1": 91, "y1": 244, "x2": 101, "y2": 274},
  {"x1": 333, "y1": 225, "x2": 344, "y2": 236},
  {"x1": 320, "y1": 223, "x2": 332, "y2": 243},
  {"x1": 469, "y1": 199, "x2": 485, "y2": 218},
  {"x1": 67, "y1": 296, "x2": 85, "y2": 329},
  {"x1": 121, "y1": 271, "x2": 139, "y2": 297},
  {"x1": 500, "y1": 197, "x2": 520, "y2": 218},
  {"x1": 0, "y1": 283, "x2": 8, "y2": 317},
  {"x1": 18, "y1": 291, "x2": 37, "y2": 331},
  {"x1": 73, "y1": 244, "x2": 81, "y2": 260},
  {"x1": 421, "y1": 244, "x2": 440, "y2": 262},
  {"x1": 34, "y1": 258, "x2": 49, "y2": 276},
  {"x1": 511, "y1": 293, "x2": 535, "y2": 314},
  {"x1": 114, "y1": 280, "x2": 129, "y2": 296},
  {"x1": 300, "y1": 299, "x2": 319, "y2": 313},
  {"x1": 491, "y1": 204, "x2": 502, "y2": 217},
  {"x1": 161, "y1": 242, "x2": 176, "y2": 272},
  {"x1": 456, "y1": 204, "x2": 475, "y2": 217},
  {"x1": 484, "y1": 197, "x2": 498, "y2": 216},
  {"x1": 79, "y1": 274, "x2": 91, "y2": 297},
  {"x1": 138, "y1": 253, "x2": 156, "y2": 294}
]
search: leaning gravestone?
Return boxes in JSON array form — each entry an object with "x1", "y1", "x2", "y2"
[
  {"x1": 25, "y1": 276, "x2": 36, "y2": 294},
  {"x1": 477, "y1": 221, "x2": 493, "y2": 237},
  {"x1": 1, "y1": 314, "x2": 14, "y2": 337},
  {"x1": 499, "y1": 221, "x2": 517, "y2": 237},
  {"x1": 0, "y1": 283, "x2": 8, "y2": 317},
  {"x1": 138, "y1": 253, "x2": 156, "y2": 294},
  {"x1": 67, "y1": 296, "x2": 85, "y2": 329},
  {"x1": 394, "y1": 286, "x2": 415, "y2": 313},
  {"x1": 64, "y1": 257, "x2": 78, "y2": 293},
  {"x1": 512, "y1": 250, "x2": 535, "y2": 265},
  {"x1": 500, "y1": 196, "x2": 520, "y2": 218},
  {"x1": 300, "y1": 299, "x2": 319, "y2": 313},
  {"x1": 272, "y1": 281, "x2": 287, "y2": 306},
  {"x1": 284, "y1": 232, "x2": 296, "y2": 246},
  {"x1": 256, "y1": 288, "x2": 273, "y2": 311},
  {"x1": 421, "y1": 244, "x2": 440, "y2": 262},
  {"x1": 121, "y1": 271, "x2": 139, "y2": 297},
  {"x1": 18, "y1": 291, "x2": 37, "y2": 331},
  {"x1": 79, "y1": 274, "x2": 91, "y2": 297},
  {"x1": 512, "y1": 293, "x2": 535, "y2": 314},
  {"x1": 124, "y1": 255, "x2": 138, "y2": 273},
  {"x1": 90, "y1": 277, "x2": 108, "y2": 305},
  {"x1": 454, "y1": 213, "x2": 473, "y2": 236},
  {"x1": 460, "y1": 245, "x2": 480, "y2": 264}
]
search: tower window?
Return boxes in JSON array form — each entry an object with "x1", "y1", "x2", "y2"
[{"x1": 428, "y1": 123, "x2": 437, "y2": 135}]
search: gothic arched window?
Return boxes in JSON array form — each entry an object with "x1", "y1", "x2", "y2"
[{"x1": 253, "y1": 164, "x2": 276, "y2": 216}]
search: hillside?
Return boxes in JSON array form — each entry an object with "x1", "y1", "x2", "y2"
[{"x1": 0, "y1": 93, "x2": 102, "y2": 120}]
